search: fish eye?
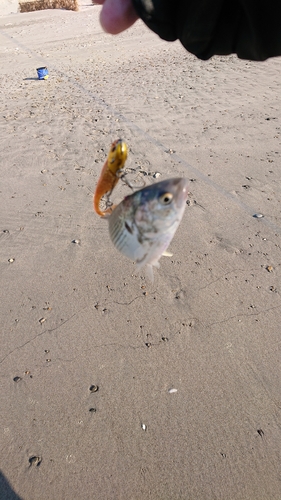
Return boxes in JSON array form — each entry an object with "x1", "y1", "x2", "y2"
[{"x1": 159, "y1": 192, "x2": 173, "y2": 205}]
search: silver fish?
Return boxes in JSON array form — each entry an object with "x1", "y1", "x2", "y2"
[{"x1": 108, "y1": 178, "x2": 188, "y2": 280}]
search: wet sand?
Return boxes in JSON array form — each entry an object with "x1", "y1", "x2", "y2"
[{"x1": 0, "y1": 3, "x2": 281, "y2": 499}]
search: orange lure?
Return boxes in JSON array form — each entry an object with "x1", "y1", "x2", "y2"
[{"x1": 93, "y1": 139, "x2": 128, "y2": 217}]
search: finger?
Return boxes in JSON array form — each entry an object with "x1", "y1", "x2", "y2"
[{"x1": 99, "y1": 0, "x2": 138, "y2": 34}]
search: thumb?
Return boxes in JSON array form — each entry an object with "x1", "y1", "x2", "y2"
[{"x1": 99, "y1": 0, "x2": 139, "y2": 34}]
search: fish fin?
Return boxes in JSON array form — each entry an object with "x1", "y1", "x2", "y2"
[
  {"x1": 145, "y1": 260, "x2": 161, "y2": 282},
  {"x1": 135, "y1": 261, "x2": 156, "y2": 282},
  {"x1": 162, "y1": 250, "x2": 173, "y2": 257},
  {"x1": 145, "y1": 264, "x2": 154, "y2": 283}
]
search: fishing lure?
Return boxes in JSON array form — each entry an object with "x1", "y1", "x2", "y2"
[{"x1": 93, "y1": 139, "x2": 128, "y2": 216}]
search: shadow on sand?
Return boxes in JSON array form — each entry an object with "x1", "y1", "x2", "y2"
[{"x1": 0, "y1": 471, "x2": 23, "y2": 500}]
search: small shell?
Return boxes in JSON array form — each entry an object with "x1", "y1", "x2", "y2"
[
  {"x1": 141, "y1": 423, "x2": 147, "y2": 431},
  {"x1": 8, "y1": 258, "x2": 15, "y2": 263},
  {"x1": 89, "y1": 385, "x2": 99, "y2": 393},
  {"x1": 153, "y1": 172, "x2": 161, "y2": 179},
  {"x1": 266, "y1": 265, "x2": 273, "y2": 272},
  {"x1": 72, "y1": 239, "x2": 80, "y2": 244},
  {"x1": 29, "y1": 456, "x2": 42, "y2": 467},
  {"x1": 39, "y1": 318, "x2": 46, "y2": 324},
  {"x1": 253, "y1": 213, "x2": 264, "y2": 218},
  {"x1": 13, "y1": 376, "x2": 21, "y2": 383},
  {"x1": 168, "y1": 388, "x2": 178, "y2": 394}
]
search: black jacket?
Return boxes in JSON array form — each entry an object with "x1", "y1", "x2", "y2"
[{"x1": 132, "y1": 0, "x2": 281, "y2": 61}]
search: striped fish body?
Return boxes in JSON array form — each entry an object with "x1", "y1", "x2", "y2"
[{"x1": 108, "y1": 178, "x2": 188, "y2": 279}]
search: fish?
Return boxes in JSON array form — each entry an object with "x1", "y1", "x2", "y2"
[
  {"x1": 108, "y1": 178, "x2": 188, "y2": 280},
  {"x1": 93, "y1": 139, "x2": 128, "y2": 216}
]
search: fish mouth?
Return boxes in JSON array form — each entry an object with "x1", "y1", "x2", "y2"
[{"x1": 172, "y1": 178, "x2": 189, "y2": 206}]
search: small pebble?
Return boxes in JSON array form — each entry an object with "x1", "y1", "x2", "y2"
[
  {"x1": 39, "y1": 318, "x2": 46, "y2": 324},
  {"x1": 266, "y1": 265, "x2": 273, "y2": 272},
  {"x1": 89, "y1": 385, "x2": 99, "y2": 393},
  {"x1": 168, "y1": 388, "x2": 178, "y2": 394},
  {"x1": 8, "y1": 258, "x2": 15, "y2": 263},
  {"x1": 13, "y1": 376, "x2": 21, "y2": 383},
  {"x1": 72, "y1": 239, "x2": 80, "y2": 244},
  {"x1": 89, "y1": 408, "x2": 97, "y2": 413},
  {"x1": 153, "y1": 172, "x2": 161, "y2": 179},
  {"x1": 141, "y1": 423, "x2": 147, "y2": 431},
  {"x1": 253, "y1": 213, "x2": 264, "y2": 218}
]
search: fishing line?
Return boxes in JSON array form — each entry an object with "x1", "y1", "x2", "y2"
[{"x1": 1, "y1": 26, "x2": 281, "y2": 235}]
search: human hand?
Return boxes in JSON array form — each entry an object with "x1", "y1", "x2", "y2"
[{"x1": 94, "y1": 0, "x2": 139, "y2": 34}]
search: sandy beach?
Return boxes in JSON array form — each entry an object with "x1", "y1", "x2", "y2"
[{"x1": 0, "y1": 3, "x2": 281, "y2": 499}]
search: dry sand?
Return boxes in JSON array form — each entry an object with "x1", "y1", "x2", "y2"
[{"x1": 0, "y1": 3, "x2": 281, "y2": 499}]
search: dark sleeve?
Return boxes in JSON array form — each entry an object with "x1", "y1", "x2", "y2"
[{"x1": 131, "y1": 0, "x2": 281, "y2": 61}]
